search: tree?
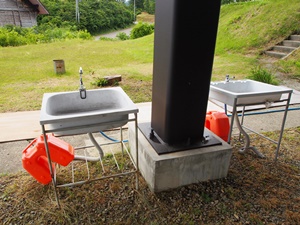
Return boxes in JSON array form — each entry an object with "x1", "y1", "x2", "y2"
[
  {"x1": 39, "y1": 0, "x2": 134, "y2": 34},
  {"x1": 127, "y1": 0, "x2": 155, "y2": 15}
]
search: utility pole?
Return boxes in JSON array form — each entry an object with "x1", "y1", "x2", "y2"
[
  {"x1": 76, "y1": 0, "x2": 80, "y2": 23},
  {"x1": 133, "y1": 0, "x2": 136, "y2": 22}
]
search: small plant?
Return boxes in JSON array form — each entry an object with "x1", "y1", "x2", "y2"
[
  {"x1": 92, "y1": 77, "x2": 109, "y2": 87},
  {"x1": 247, "y1": 66, "x2": 279, "y2": 85},
  {"x1": 201, "y1": 192, "x2": 212, "y2": 203},
  {"x1": 116, "y1": 32, "x2": 129, "y2": 40}
]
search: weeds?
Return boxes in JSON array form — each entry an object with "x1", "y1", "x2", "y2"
[
  {"x1": 92, "y1": 77, "x2": 109, "y2": 87},
  {"x1": 247, "y1": 66, "x2": 279, "y2": 85}
]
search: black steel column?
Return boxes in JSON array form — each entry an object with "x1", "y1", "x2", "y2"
[{"x1": 151, "y1": 0, "x2": 221, "y2": 146}]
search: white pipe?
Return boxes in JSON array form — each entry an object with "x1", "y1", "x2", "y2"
[
  {"x1": 88, "y1": 132, "x2": 104, "y2": 158},
  {"x1": 74, "y1": 155, "x2": 100, "y2": 162}
]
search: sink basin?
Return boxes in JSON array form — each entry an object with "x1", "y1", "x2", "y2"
[
  {"x1": 209, "y1": 79, "x2": 293, "y2": 106},
  {"x1": 40, "y1": 87, "x2": 138, "y2": 135}
]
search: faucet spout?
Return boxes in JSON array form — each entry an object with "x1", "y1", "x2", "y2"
[{"x1": 79, "y1": 67, "x2": 86, "y2": 99}]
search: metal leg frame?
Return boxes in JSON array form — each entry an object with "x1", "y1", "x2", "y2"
[
  {"x1": 42, "y1": 114, "x2": 139, "y2": 208},
  {"x1": 226, "y1": 93, "x2": 292, "y2": 161},
  {"x1": 42, "y1": 125, "x2": 60, "y2": 208}
]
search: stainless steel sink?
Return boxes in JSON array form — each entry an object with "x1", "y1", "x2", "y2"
[
  {"x1": 209, "y1": 79, "x2": 292, "y2": 106},
  {"x1": 209, "y1": 79, "x2": 293, "y2": 160},
  {"x1": 40, "y1": 87, "x2": 138, "y2": 135}
]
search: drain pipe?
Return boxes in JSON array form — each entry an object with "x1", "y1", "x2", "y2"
[
  {"x1": 87, "y1": 132, "x2": 104, "y2": 158},
  {"x1": 74, "y1": 131, "x2": 130, "y2": 162},
  {"x1": 73, "y1": 133, "x2": 104, "y2": 162},
  {"x1": 234, "y1": 112, "x2": 265, "y2": 158},
  {"x1": 74, "y1": 155, "x2": 101, "y2": 162}
]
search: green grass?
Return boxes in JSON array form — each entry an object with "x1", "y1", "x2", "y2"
[
  {"x1": 0, "y1": 37, "x2": 154, "y2": 111},
  {"x1": 246, "y1": 66, "x2": 279, "y2": 85},
  {"x1": 216, "y1": 0, "x2": 300, "y2": 54},
  {"x1": 0, "y1": 0, "x2": 299, "y2": 112}
]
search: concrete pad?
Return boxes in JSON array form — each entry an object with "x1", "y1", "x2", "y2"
[
  {"x1": 129, "y1": 124, "x2": 232, "y2": 192},
  {"x1": 0, "y1": 111, "x2": 41, "y2": 142}
]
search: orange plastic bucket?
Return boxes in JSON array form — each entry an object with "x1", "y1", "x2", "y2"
[{"x1": 205, "y1": 111, "x2": 230, "y2": 142}]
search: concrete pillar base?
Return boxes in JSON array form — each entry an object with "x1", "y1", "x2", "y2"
[{"x1": 129, "y1": 124, "x2": 233, "y2": 192}]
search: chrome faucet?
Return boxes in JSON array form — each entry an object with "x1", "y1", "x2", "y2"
[
  {"x1": 79, "y1": 67, "x2": 86, "y2": 99},
  {"x1": 225, "y1": 74, "x2": 235, "y2": 82}
]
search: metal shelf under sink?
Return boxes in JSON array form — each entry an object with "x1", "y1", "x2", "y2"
[{"x1": 41, "y1": 115, "x2": 139, "y2": 208}]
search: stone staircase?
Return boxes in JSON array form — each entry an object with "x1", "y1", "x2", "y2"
[{"x1": 265, "y1": 34, "x2": 300, "y2": 59}]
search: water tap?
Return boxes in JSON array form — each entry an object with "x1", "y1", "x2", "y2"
[
  {"x1": 225, "y1": 74, "x2": 235, "y2": 82},
  {"x1": 79, "y1": 67, "x2": 86, "y2": 99}
]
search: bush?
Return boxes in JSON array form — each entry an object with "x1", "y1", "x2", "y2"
[
  {"x1": 247, "y1": 66, "x2": 279, "y2": 85},
  {"x1": 130, "y1": 22, "x2": 154, "y2": 39},
  {"x1": 0, "y1": 25, "x2": 92, "y2": 47},
  {"x1": 0, "y1": 28, "x2": 28, "y2": 47},
  {"x1": 116, "y1": 32, "x2": 130, "y2": 40},
  {"x1": 77, "y1": 30, "x2": 92, "y2": 40}
]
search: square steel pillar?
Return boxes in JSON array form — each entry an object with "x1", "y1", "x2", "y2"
[{"x1": 151, "y1": 0, "x2": 222, "y2": 146}]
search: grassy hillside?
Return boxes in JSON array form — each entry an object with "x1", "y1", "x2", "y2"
[
  {"x1": 214, "y1": 0, "x2": 300, "y2": 78},
  {"x1": 0, "y1": 0, "x2": 299, "y2": 112},
  {"x1": 216, "y1": 0, "x2": 300, "y2": 54}
]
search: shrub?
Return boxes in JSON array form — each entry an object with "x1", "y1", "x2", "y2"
[
  {"x1": 247, "y1": 66, "x2": 279, "y2": 85},
  {"x1": 130, "y1": 22, "x2": 154, "y2": 39},
  {"x1": 116, "y1": 32, "x2": 130, "y2": 40},
  {"x1": 77, "y1": 30, "x2": 92, "y2": 40},
  {"x1": 0, "y1": 25, "x2": 92, "y2": 47}
]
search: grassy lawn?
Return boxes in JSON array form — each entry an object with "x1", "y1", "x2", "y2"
[
  {"x1": 0, "y1": 35, "x2": 257, "y2": 112},
  {"x1": 0, "y1": 36, "x2": 154, "y2": 112}
]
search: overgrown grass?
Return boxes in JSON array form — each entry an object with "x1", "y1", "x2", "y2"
[
  {"x1": 246, "y1": 66, "x2": 279, "y2": 84},
  {"x1": 136, "y1": 12, "x2": 155, "y2": 23},
  {"x1": 0, "y1": 0, "x2": 299, "y2": 112},
  {"x1": 216, "y1": 0, "x2": 300, "y2": 54},
  {"x1": 276, "y1": 49, "x2": 300, "y2": 76}
]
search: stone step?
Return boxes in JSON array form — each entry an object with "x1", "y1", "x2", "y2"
[
  {"x1": 264, "y1": 51, "x2": 286, "y2": 59},
  {"x1": 273, "y1": 45, "x2": 296, "y2": 53},
  {"x1": 290, "y1": 35, "x2": 300, "y2": 41},
  {"x1": 282, "y1": 40, "x2": 300, "y2": 47}
]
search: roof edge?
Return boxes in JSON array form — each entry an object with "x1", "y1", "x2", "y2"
[{"x1": 28, "y1": 0, "x2": 49, "y2": 15}]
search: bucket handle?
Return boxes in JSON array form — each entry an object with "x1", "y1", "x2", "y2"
[{"x1": 22, "y1": 138, "x2": 37, "y2": 154}]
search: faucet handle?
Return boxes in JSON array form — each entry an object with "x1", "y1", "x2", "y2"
[
  {"x1": 225, "y1": 74, "x2": 230, "y2": 82},
  {"x1": 225, "y1": 74, "x2": 235, "y2": 82}
]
